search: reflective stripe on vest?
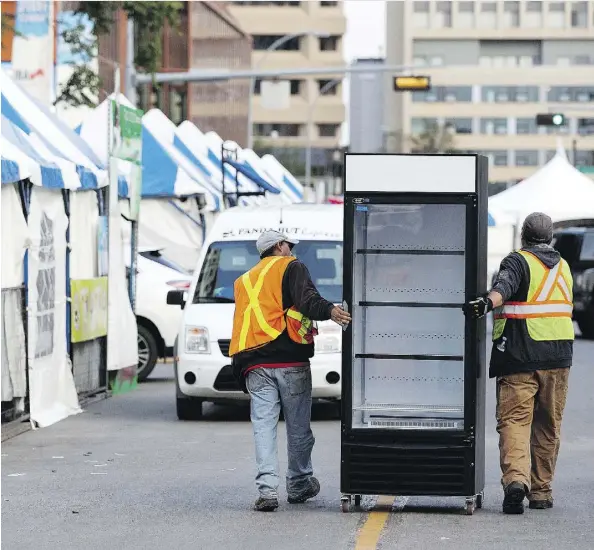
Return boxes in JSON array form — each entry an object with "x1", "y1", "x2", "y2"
[
  {"x1": 497, "y1": 252, "x2": 572, "y2": 320},
  {"x1": 237, "y1": 257, "x2": 283, "y2": 351}
]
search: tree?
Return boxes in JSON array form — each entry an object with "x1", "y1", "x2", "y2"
[
  {"x1": 55, "y1": 1, "x2": 183, "y2": 108},
  {"x1": 409, "y1": 122, "x2": 458, "y2": 154}
]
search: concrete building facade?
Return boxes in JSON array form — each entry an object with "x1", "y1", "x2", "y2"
[
  {"x1": 227, "y1": 0, "x2": 347, "y2": 173},
  {"x1": 384, "y1": 0, "x2": 594, "y2": 189}
]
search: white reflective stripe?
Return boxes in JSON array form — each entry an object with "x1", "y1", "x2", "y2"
[
  {"x1": 535, "y1": 261, "x2": 561, "y2": 301},
  {"x1": 557, "y1": 274, "x2": 571, "y2": 301},
  {"x1": 502, "y1": 303, "x2": 573, "y2": 316}
]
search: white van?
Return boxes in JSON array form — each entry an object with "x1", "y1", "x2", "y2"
[{"x1": 168, "y1": 204, "x2": 343, "y2": 420}]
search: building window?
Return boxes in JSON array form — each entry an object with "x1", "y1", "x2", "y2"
[
  {"x1": 548, "y1": 86, "x2": 594, "y2": 102},
  {"x1": 548, "y1": 2, "x2": 566, "y2": 28},
  {"x1": 525, "y1": 0, "x2": 543, "y2": 27},
  {"x1": 483, "y1": 150, "x2": 509, "y2": 167},
  {"x1": 503, "y1": 1, "x2": 520, "y2": 27},
  {"x1": 317, "y1": 124, "x2": 340, "y2": 137},
  {"x1": 320, "y1": 1, "x2": 338, "y2": 6},
  {"x1": 516, "y1": 118, "x2": 538, "y2": 135},
  {"x1": 253, "y1": 34, "x2": 301, "y2": 51},
  {"x1": 457, "y1": 1, "x2": 475, "y2": 28},
  {"x1": 318, "y1": 79, "x2": 338, "y2": 95},
  {"x1": 574, "y1": 55, "x2": 592, "y2": 65},
  {"x1": 482, "y1": 86, "x2": 539, "y2": 102},
  {"x1": 571, "y1": 1, "x2": 588, "y2": 27},
  {"x1": 435, "y1": 1, "x2": 452, "y2": 28},
  {"x1": 578, "y1": 118, "x2": 594, "y2": 136},
  {"x1": 411, "y1": 117, "x2": 438, "y2": 135},
  {"x1": 515, "y1": 150, "x2": 539, "y2": 166},
  {"x1": 575, "y1": 150, "x2": 594, "y2": 167},
  {"x1": 253, "y1": 123, "x2": 302, "y2": 137},
  {"x1": 254, "y1": 79, "x2": 302, "y2": 95},
  {"x1": 413, "y1": 86, "x2": 472, "y2": 103},
  {"x1": 445, "y1": 118, "x2": 473, "y2": 134},
  {"x1": 413, "y1": 1, "x2": 430, "y2": 28},
  {"x1": 478, "y1": 2, "x2": 497, "y2": 29},
  {"x1": 480, "y1": 118, "x2": 508, "y2": 135},
  {"x1": 319, "y1": 35, "x2": 340, "y2": 51},
  {"x1": 232, "y1": 1, "x2": 301, "y2": 5}
]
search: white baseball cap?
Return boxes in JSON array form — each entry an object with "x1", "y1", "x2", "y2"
[{"x1": 256, "y1": 230, "x2": 299, "y2": 256}]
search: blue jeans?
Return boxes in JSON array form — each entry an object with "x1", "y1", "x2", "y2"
[{"x1": 246, "y1": 366, "x2": 315, "y2": 498}]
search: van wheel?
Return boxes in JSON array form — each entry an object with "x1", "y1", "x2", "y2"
[
  {"x1": 137, "y1": 324, "x2": 159, "y2": 382},
  {"x1": 578, "y1": 317, "x2": 594, "y2": 340},
  {"x1": 177, "y1": 397, "x2": 204, "y2": 420}
]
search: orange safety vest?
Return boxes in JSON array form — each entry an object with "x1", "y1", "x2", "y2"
[{"x1": 229, "y1": 256, "x2": 318, "y2": 356}]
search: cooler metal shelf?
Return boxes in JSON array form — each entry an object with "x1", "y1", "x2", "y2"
[
  {"x1": 356, "y1": 248, "x2": 465, "y2": 256},
  {"x1": 358, "y1": 301, "x2": 463, "y2": 308},
  {"x1": 355, "y1": 353, "x2": 464, "y2": 361},
  {"x1": 353, "y1": 403, "x2": 464, "y2": 414}
]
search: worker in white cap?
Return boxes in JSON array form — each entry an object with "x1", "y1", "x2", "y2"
[
  {"x1": 229, "y1": 230, "x2": 351, "y2": 512},
  {"x1": 464, "y1": 212, "x2": 574, "y2": 515}
]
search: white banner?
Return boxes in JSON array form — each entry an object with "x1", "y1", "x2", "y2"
[
  {"x1": 28, "y1": 188, "x2": 81, "y2": 427},
  {"x1": 1, "y1": 184, "x2": 29, "y2": 289},
  {"x1": 69, "y1": 191, "x2": 99, "y2": 279},
  {"x1": 7, "y1": 0, "x2": 53, "y2": 105}
]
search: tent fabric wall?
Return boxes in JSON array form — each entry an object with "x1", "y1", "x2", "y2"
[
  {"x1": 1, "y1": 184, "x2": 28, "y2": 288},
  {"x1": 27, "y1": 187, "x2": 82, "y2": 427},
  {"x1": 69, "y1": 191, "x2": 100, "y2": 279}
]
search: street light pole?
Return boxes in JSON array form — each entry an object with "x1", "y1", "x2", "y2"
[
  {"x1": 305, "y1": 78, "x2": 341, "y2": 189},
  {"x1": 246, "y1": 31, "x2": 328, "y2": 150}
]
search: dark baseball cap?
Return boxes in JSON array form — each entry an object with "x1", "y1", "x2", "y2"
[{"x1": 521, "y1": 212, "x2": 554, "y2": 244}]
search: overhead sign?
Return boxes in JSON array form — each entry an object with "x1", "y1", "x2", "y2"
[{"x1": 393, "y1": 76, "x2": 431, "y2": 92}]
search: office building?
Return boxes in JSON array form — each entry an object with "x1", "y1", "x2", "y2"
[
  {"x1": 227, "y1": 0, "x2": 346, "y2": 173},
  {"x1": 384, "y1": 0, "x2": 594, "y2": 189}
]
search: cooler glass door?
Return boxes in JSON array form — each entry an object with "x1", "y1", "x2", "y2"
[{"x1": 351, "y1": 202, "x2": 467, "y2": 430}]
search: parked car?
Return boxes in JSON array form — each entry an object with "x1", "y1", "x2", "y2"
[
  {"x1": 167, "y1": 204, "x2": 344, "y2": 420},
  {"x1": 490, "y1": 227, "x2": 594, "y2": 339},
  {"x1": 129, "y1": 247, "x2": 193, "y2": 381}
]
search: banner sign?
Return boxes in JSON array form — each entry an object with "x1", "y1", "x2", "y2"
[{"x1": 70, "y1": 277, "x2": 108, "y2": 343}]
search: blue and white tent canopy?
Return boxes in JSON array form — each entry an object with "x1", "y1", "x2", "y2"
[
  {"x1": 76, "y1": 96, "x2": 218, "y2": 210},
  {"x1": 2, "y1": 116, "x2": 76, "y2": 188},
  {"x1": 260, "y1": 154, "x2": 305, "y2": 203},
  {"x1": 175, "y1": 121, "x2": 260, "y2": 207},
  {"x1": 203, "y1": 131, "x2": 281, "y2": 201},
  {"x1": 1, "y1": 68, "x2": 107, "y2": 189}
]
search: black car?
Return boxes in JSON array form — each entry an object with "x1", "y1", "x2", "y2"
[
  {"x1": 552, "y1": 228, "x2": 594, "y2": 339},
  {"x1": 490, "y1": 227, "x2": 594, "y2": 339}
]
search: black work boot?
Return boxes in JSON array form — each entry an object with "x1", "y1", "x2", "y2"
[
  {"x1": 287, "y1": 476, "x2": 320, "y2": 504},
  {"x1": 502, "y1": 481, "x2": 527, "y2": 514},
  {"x1": 254, "y1": 495, "x2": 279, "y2": 512},
  {"x1": 529, "y1": 499, "x2": 553, "y2": 510}
]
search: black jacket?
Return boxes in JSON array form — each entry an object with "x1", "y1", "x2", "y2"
[
  {"x1": 232, "y1": 260, "x2": 335, "y2": 390},
  {"x1": 489, "y1": 244, "x2": 573, "y2": 378}
]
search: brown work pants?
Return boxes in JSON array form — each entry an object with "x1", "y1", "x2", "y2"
[{"x1": 496, "y1": 368, "x2": 570, "y2": 501}]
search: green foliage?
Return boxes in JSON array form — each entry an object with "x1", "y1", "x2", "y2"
[
  {"x1": 55, "y1": 1, "x2": 183, "y2": 108},
  {"x1": 409, "y1": 122, "x2": 458, "y2": 154}
]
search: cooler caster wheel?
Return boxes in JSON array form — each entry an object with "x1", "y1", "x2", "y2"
[
  {"x1": 476, "y1": 492, "x2": 484, "y2": 509},
  {"x1": 354, "y1": 494, "x2": 362, "y2": 508},
  {"x1": 341, "y1": 495, "x2": 351, "y2": 513},
  {"x1": 465, "y1": 497, "x2": 476, "y2": 515}
]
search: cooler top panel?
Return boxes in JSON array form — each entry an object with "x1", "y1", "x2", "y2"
[{"x1": 344, "y1": 154, "x2": 478, "y2": 194}]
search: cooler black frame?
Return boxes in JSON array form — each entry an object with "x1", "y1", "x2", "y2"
[{"x1": 340, "y1": 154, "x2": 488, "y2": 512}]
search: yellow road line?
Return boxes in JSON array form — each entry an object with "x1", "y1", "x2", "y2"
[{"x1": 354, "y1": 495, "x2": 395, "y2": 550}]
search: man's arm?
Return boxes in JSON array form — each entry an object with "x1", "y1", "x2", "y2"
[
  {"x1": 284, "y1": 261, "x2": 335, "y2": 321},
  {"x1": 463, "y1": 252, "x2": 525, "y2": 318}
]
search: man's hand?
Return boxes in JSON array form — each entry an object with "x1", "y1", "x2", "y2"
[
  {"x1": 331, "y1": 306, "x2": 351, "y2": 327},
  {"x1": 462, "y1": 296, "x2": 494, "y2": 319}
]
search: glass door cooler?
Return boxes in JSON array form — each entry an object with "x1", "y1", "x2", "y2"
[{"x1": 340, "y1": 154, "x2": 488, "y2": 515}]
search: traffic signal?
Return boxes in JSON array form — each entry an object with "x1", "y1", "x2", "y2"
[
  {"x1": 393, "y1": 75, "x2": 431, "y2": 92},
  {"x1": 536, "y1": 113, "x2": 566, "y2": 127}
]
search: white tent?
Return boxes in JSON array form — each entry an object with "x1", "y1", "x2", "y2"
[{"x1": 489, "y1": 146, "x2": 594, "y2": 225}]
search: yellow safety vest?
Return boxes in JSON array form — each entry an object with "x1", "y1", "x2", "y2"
[
  {"x1": 229, "y1": 256, "x2": 317, "y2": 356},
  {"x1": 493, "y1": 250, "x2": 574, "y2": 342}
]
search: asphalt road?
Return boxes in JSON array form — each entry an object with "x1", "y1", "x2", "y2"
[{"x1": 2, "y1": 335, "x2": 593, "y2": 550}]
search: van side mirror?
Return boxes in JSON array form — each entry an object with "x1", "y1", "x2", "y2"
[{"x1": 167, "y1": 289, "x2": 186, "y2": 309}]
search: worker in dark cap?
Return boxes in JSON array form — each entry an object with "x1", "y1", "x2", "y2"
[{"x1": 464, "y1": 212, "x2": 574, "y2": 515}]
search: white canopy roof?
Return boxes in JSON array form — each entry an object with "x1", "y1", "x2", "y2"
[{"x1": 489, "y1": 145, "x2": 594, "y2": 224}]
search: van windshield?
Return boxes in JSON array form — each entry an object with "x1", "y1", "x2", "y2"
[{"x1": 193, "y1": 240, "x2": 343, "y2": 304}]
